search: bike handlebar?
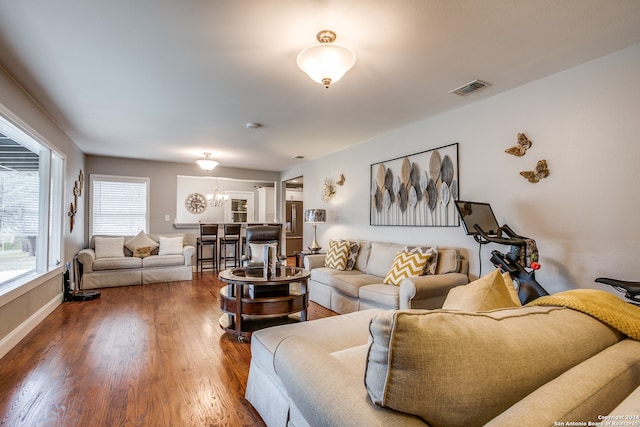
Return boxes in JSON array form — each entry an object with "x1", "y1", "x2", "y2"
[{"x1": 473, "y1": 224, "x2": 529, "y2": 247}]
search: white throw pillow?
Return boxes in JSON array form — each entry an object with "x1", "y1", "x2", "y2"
[
  {"x1": 125, "y1": 230, "x2": 159, "y2": 253},
  {"x1": 94, "y1": 236, "x2": 125, "y2": 259},
  {"x1": 158, "y1": 236, "x2": 183, "y2": 255}
]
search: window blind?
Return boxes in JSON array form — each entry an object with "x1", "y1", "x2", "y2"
[{"x1": 91, "y1": 176, "x2": 149, "y2": 236}]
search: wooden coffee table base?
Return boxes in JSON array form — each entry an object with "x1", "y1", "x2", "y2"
[
  {"x1": 218, "y1": 313, "x2": 301, "y2": 341},
  {"x1": 218, "y1": 267, "x2": 310, "y2": 342}
]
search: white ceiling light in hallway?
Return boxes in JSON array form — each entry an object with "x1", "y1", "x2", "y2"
[
  {"x1": 196, "y1": 152, "x2": 219, "y2": 171},
  {"x1": 297, "y1": 30, "x2": 356, "y2": 88}
]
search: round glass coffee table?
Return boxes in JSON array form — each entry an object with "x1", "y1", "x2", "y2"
[{"x1": 218, "y1": 266, "x2": 311, "y2": 342}]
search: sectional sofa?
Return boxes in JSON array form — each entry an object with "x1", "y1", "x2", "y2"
[{"x1": 246, "y1": 276, "x2": 640, "y2": 426}]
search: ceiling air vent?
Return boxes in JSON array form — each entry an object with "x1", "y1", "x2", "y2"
[{"x1": 449, "y1": 79, "x2": 491, "y2": 96}]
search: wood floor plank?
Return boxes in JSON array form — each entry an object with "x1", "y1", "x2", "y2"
[{"x1": 0, "y1": 271, "x2": 334, "y2": 426}]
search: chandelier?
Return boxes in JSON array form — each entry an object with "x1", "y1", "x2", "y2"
[
  {"x1": 207, "y1": 185, "x2": 229, "y2": 207},
  {"x1": 297, "y1": 30, "x2": 356, "y2": 88}
]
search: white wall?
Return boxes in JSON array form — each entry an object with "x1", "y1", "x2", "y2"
[{"x1": 283, "y1": 43, "x2": 640, "y2": 294}]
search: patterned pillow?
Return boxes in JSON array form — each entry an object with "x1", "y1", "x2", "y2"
[
  {"x1": 324, "y1": 240, "x2": 350, "y2": 270},
  {"x1": 383, "y1": 251, "x2": 431, "y2": 286},
  {"x1": 340, "y1": 240, "x2": 361, "y2": 271},
  {"x1": 402, "y1": 245, "x2": 439, "y2": 275},
  {"x1": 133, "y1": 246, "x2": 152, "y2": 258}
]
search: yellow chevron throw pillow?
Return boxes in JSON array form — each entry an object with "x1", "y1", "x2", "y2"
[
  {"x1": 324, "y1": 240, "x2": 350, "y2": 270},
  {"x1": 383, "y1": 251, "x2": 431, "y2": 286}
]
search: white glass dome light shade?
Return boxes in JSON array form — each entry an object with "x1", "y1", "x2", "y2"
[
  {"x1": 196, "y1": 152, "x2": 219, "y2": 170},
  {"x1": 297, "y1": 31, "x2": 356, "y2": 88}
]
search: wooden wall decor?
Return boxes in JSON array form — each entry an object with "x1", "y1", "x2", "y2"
[{"x1": 68, "y1": 171, "x2": 83, "y2": 232}]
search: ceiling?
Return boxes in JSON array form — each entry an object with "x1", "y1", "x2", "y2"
[{"x1": 0, "y1": 1, "x2": 639, "y2": 172}]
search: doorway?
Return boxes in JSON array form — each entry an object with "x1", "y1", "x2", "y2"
[{"x1": 283, "y1": 177, "x2": 304, "y2": 257}]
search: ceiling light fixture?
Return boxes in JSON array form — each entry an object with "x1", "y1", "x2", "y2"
[
  {"x1": 297, "y1": 30, "x2": 356, "y2": 88},
  {"x1": 196, "y1": 152, "x2": 219, "y2": 171}
]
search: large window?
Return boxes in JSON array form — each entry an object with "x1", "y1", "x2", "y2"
[
  {"x1": 90, "y1": 175, "x2": 149, "y2": 236},
  {"x1": 0, "y1": 115, "x2": 63, "y2": 292}
]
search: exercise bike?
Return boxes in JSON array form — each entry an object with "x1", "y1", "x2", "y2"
[
  {"x1": 472, "y1": 223, "x2": 549, "y2": 304},
  {"x1": 594, "y1": 277, "x2": 640, "y2": 305},
  {"x1": 455, "y1": 201, "x2": 549, "y2": 304}
]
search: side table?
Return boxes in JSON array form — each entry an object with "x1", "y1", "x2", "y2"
[{"x1": 293, "y1": 250, "x2": 324, "y2": 268}]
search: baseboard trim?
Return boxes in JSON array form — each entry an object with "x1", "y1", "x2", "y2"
[{"x1": 0, "y1": 292, "x2": 63, "y2": 360}]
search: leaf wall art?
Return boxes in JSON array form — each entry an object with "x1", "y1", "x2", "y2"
[{"x1": 370, "y1": 143, "x2": 459, "y2": 226}]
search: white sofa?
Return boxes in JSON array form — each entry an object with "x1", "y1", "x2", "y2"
[
  {"x1": 304, "y1": 240, "x2": 469, "y2": 313},
  {"x1": 77, "y1": 233, "x2": 195, "y2": 289},
  {"x1": 247, "y1": 300, "x2": 640, "y2": 427}
]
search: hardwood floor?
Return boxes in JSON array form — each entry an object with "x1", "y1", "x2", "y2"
[{"x1": 0, "y1": 271, "x2": 335, "y2": 427}]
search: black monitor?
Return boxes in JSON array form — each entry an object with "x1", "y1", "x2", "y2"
[{"x1": 455, "y1": 200, "x2": 500, "y2": 236}]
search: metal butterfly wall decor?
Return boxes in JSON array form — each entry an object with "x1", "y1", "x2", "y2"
[
  {"x1": 520, "y1": 159, "x2": 550, "y2": 183},
  {"x1": 505, "y1": 133, "x2": 532, "y2": 156}
]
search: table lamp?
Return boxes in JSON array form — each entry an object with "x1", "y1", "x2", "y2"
[{"x1": 304, "y1": 209, "x2": 326, "y2": 252}]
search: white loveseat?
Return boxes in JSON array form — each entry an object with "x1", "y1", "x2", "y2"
[
  {"x1": 304, "y1": 240, "x2": 469, "y2": 313},
  {"x1": 77, "y1": 233, "x2": 195, "y2": 289}
]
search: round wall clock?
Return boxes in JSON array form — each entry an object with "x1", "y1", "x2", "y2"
[{"x1": 185, "y1": 192, "x2": 207, "y2": 214}]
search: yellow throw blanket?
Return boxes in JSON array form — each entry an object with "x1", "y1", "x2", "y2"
[{"x1": 527, "y1": 289, "x2": 640, "y2": 340}]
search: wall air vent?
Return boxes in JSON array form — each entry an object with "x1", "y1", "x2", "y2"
[{"x1": 449, "y1": 79, "x2": 491, "y2": 96}]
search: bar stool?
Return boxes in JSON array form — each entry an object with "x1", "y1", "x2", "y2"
[
  {"x1": 219, "y1": 224, "x2": 241, "y2": 269},
  {"x1": 197, "y1": 223, "x2": 218, "y2": 273}
]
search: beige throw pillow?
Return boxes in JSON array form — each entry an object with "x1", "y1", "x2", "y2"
[
  {"x1": 442, "y1": 268, "x2": 522, "y2": 311},
  {"x1": 125, "y1": 230, "x2": 159, "y2": 253},
  {"x1": 365, "y1": 307, "x2": 622, "y2": 426},
  {"x1": 435, "y1": 248, "x2": 460, "y2": 274},
  {"x1": 94, "y1": 236, "x2": 125, "y2": 259}
]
